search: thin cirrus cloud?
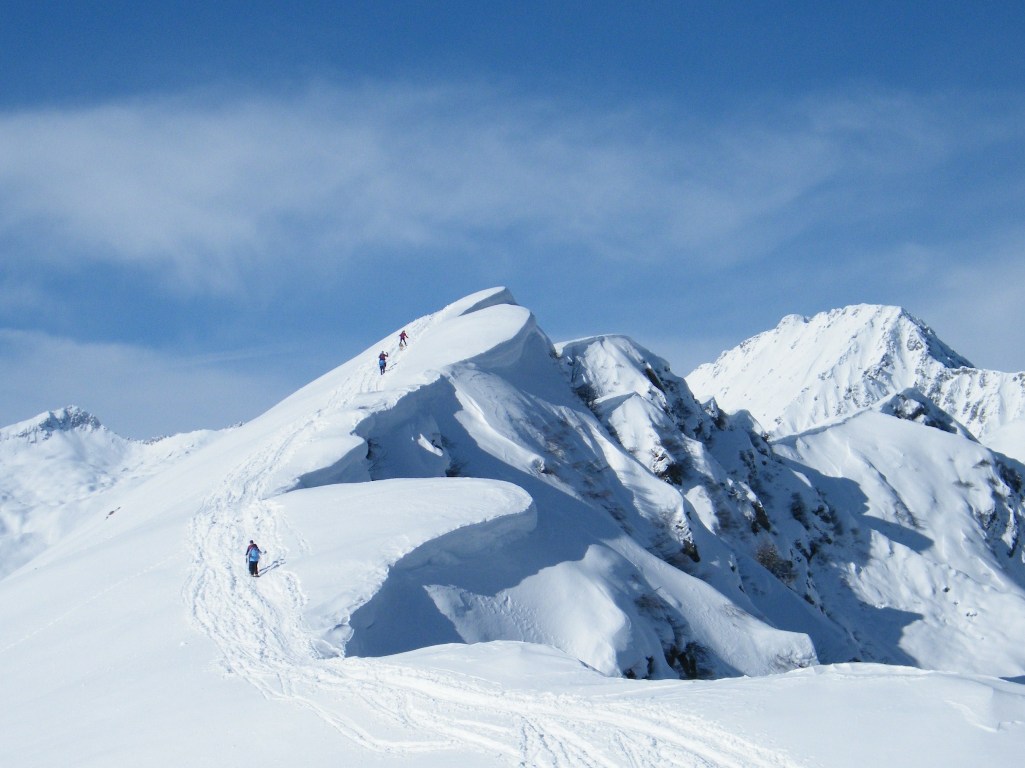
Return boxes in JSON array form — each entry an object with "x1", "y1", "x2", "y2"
[
  {"x1": 0, "y1": 82, "x2": 1012, "y2": 296},
  {"x1": 0, "y1": 328, "x2": 297, "y2": 438},
  {"x1": 913, "y1": 230, "x2": 1025, "y2": 372}
]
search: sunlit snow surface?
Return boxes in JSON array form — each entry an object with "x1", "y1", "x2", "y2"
[
  {"x1": 687, "y1": 304, "x2": 1025, "y2": 456},
  {"x1": 2, "y1": 288, "x2": 1024, "y2": 766}
]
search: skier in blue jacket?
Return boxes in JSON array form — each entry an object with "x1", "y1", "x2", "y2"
[{"x1": 246, "y1": 540, "x2": 262, "y2": 577}]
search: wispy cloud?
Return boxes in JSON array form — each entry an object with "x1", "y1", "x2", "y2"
[
  {"x1": 2, "y1": 83, "x2": 1018, "y2": 296},
  {"x1": 0, "y1": 328, "x2": 300, "y2": 438},
  {"x1": 911, "y1": 229, "x2": 1025, "y2": 372}
]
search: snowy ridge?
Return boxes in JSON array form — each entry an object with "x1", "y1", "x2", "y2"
[
  {"x1": 776, "y1": 410, "x2": 1025, "y2": 674},
  {"x1": 2, "y1": 288, "x2": 1025, "y2": 766},
  {"x1": 561, "y1": 330, "x2": 1025, "y2": 674},
  {"x1": 0, "y1": 405, "x2": 217, "y2": 580},
  {"x1": 686, "y1": 304, "x2": 1025, "y2": 453},
  {"x1": 181, "y1": 288, "x2": 815, "y2": 680},
  {"x1": 560, "y1": 335, "x2": 862, "y2": 664},
  {"x1": 0, "y1": 405, "x2": 103, "y2": 440},
  {"x1": 683, "y1": 305, "x2": 1025, "y2": 673},
  {"x1": 169, "y1": 287, "x2": 815, "y2": 761}
]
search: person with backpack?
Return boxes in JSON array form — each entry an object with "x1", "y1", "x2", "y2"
[
  {"x1": 399, "y1": 330, "x2": 408, "y2": 348},
  {"x1": 246, "y1": 540, "x2": 262, "y2": 577},
  {"x1": 378, "y1": 351, "x2": 389, "y2": 375}
]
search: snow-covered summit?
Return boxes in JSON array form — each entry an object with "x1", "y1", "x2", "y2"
[
  {"x1": 255, "y1": 289, "x2": 817, "y2": 678},
  {"x1": 0, "y1": 404, "x2": 218, "y2": 580},
  {"x1": 3, "y1": 289, "x2": 1025, "y2": 766},
  {"x1": 0, "y1": 404, "x2": 104, "y2": 441},
  {"x1": 687, "y1": 303, "x2": 1025, "y2": 452}
]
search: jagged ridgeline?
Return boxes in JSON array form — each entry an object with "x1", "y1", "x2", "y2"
[{"x1": 2, "y1": 289, "x2": 1025, "y2": 680}]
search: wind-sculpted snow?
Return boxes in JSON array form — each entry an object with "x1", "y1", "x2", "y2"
[
  {"x1": 4, "y1": 288, "x2": 1025, "y2": 766},
  {"x1": 272, "y1": 478, "x2": 538, "y2": 655},
  {"x1": 559, "y1": 330, "x2": 1025, "y2": 676},
  {"x1": 235, "y1": 292, "x2": 817, "y2": 679},
  {"x1": 168, "y1": 288, "x2": 819, "y2": 760},
  {"x1": 559, "y1": 335, "x2": 860, "y2": 663}
]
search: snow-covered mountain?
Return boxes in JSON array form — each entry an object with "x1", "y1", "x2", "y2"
[
  {"x1": 682, "y1": 303, "x2": 1025, "y2": 674},
  {"x1": 0, "y1": 406, "x2": 216, "y2": 579},
  {"x1": 2, "y1": 289, "x2": 1025, "y2": 767},
  {"x1": 687, "y1": 304, "x2": 1025, "y2": 458},
  {"x1": 562, "y1": 329, "x2": 1025, "y2": 675}
]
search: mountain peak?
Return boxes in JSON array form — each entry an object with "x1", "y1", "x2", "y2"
[
  {"x1": 4, "y1": 289, "x2": 1025, "y2": 768},
  {"x1": 754, "y1": 304, "x2": 971, "y2": 370},
  {"x1": 821, "y1": 303, "x2": 972, "y2": 369},
  {"x1": 687, "y1": 303, "x2": 982, "y2": 437},
  {"x1": 447, "y1": 286, "x2": 518, "y2": 317},
  {"x1": 2, "y1": 405, "x2": 105, "y2": 441}
]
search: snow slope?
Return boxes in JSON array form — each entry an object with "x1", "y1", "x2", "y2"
[
  {"x1": 681, "y1": 303, "x2": 1025, "y2": 674},
  {"x1": 186, "y1": 287, "x2": 815, "y2": 680},
  {"x1": 776, "y1": 408, "x2": 1025, "y2": 674},
  {"x1": 1, "y1": 289, "x2": 1024, "y2": 766},
  {"x1": 561, "y1": 331, "x2": 1025, "y2": 675},
  {"x1": 0, "y1": 406, "x2": 216, "y2": 579},
  {"x1": 687, "y1": 304, "x2": 1025, "y2": 456}
]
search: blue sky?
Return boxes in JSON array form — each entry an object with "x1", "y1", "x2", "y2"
[{"x1": 1, "y1": 1, "x2": 1023, "y2": 438}]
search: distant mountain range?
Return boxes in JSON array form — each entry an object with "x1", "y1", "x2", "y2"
[{"x1": 2, "y1": 290, "x2": 1024, "y2": 683}]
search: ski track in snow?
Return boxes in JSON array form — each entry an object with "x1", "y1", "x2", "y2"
[{"x1": 183, "y1": 314, "x2": 804, "y2": 767}]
